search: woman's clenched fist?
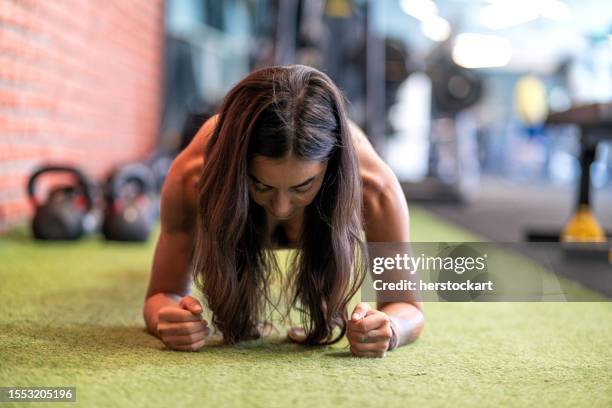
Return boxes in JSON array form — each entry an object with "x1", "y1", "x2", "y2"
[
  {"x1": 156, "y1": 295, "x2": 209, "y2": 352},
  {"x1": 346, "y1": 302, "x2": 394, "y2": 358}
]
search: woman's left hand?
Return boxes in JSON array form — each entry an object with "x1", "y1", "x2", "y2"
[{"x1": 346, "y1": 302, "x2": 393, "y2": 358}]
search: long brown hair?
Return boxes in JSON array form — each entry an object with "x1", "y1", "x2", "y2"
[{"x1": 192, "y1": 65, "x2": 367, "y2": 345}]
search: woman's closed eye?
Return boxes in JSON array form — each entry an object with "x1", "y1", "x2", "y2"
[
  {"x1": 254, "y1": 182, "x2": 273, "y2": 192},
  {"x1": 252, "y1": 179, "x2": 313, "y2": 193},
  {"x1": 291, "y1": 182, "x2": 313, "y2": 194}
]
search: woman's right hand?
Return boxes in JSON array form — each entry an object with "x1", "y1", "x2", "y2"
[{"x1": 156, "y1": 295, "x2": 209, "y2": 352}]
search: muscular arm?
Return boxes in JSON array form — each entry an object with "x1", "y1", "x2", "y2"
[
  {"x1": 352, "y1": 121, "x2": 425, "y2": 348},
  {"x1": 143, "y1": 116, "x2": 217, "y2": 336},
  {"x1": 142, "y1": 166, "x2": 196, "y2": 335}
]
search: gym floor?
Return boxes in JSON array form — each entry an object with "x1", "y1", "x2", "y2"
[
  {"x1": 1, "y1": 206, "x2": 610, "y2": 407},
  {"x1": 420, "y1": 176, "x2": 612, "y2": 297}
]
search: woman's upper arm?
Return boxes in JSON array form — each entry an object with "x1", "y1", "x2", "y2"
[
  {"x1": 145, "y1": 164, "x2": 196, "y2": 299},
  {"x1": 357, "y1": 141, "x2": 419, "y2": 309},
  {"x1": 145, "y1": 114, "x2": 218, "y2": 299},
  {"x1": 361, "y1": 158, "x2": 411, "y2": 243}
]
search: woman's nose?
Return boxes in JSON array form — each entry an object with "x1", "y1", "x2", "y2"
[{"x1": 271, "y1": 192, "x2": 292, "y2": 219}]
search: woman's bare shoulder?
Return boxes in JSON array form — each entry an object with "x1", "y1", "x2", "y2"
[
  {"x1": 182, "y1": 114, "x2": 219, "y2": 158},
  {"x1": 348, "y1": 119, "x2": 410, "y2": 241},
  {"x1": 160, "y1": 115, "x2": 219, "y2": 233},
  {"x1": 347, "y1": 119, "x2": 393, "y2": 197}
]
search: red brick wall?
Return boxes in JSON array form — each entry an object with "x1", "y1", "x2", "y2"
[{"x1": 0, "y1": 0, "x2": 164, "y2": 232}]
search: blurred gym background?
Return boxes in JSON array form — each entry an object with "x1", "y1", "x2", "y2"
[{"x1": 0, "y1": 1, "x2": 611, "y2": 287}]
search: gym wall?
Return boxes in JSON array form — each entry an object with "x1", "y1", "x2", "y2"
[{"x1": 0, "y1": 0, "x2": 164, "y2": 233}]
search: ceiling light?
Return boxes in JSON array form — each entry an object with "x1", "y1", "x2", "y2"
[
  {"x1": 400, "y1": 0, "x2": 438, "y2": 22},
  {"x1": 538, "y1": 0, "x2": 570, "y2": 22},
  {"x1": 481, "y1": 0, "x2": 571, "y2": 29},
  {"x1": 480, "y1": 3, "x2": 539, "y2": 29},
  {"x1": 452, "y1": 33, "x2": 513, "y2": 69},
  {"x1": 421, "y1": 15, "x2": 451, "y2": 42}
]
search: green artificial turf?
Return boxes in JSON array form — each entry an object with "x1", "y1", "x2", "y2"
[{"x1": 0, "y1": 205, "x2": 611, "y2": 407}]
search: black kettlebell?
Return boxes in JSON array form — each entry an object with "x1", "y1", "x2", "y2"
[
  {"x1": 102, "y1": 163, "x2": 157, "y2": 242},
  {"x1": 27, "y1": 166, "x2": 99, "y2": 240}
]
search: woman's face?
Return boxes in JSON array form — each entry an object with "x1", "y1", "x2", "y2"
[{"x1": 247, "y1": 154, "x2": 328, "y2": 221}]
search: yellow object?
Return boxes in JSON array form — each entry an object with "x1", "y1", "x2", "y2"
[
  {"x1": 324, "y1": 0, "x2": 353, "y2": 18},
  {"x1": 561, "y1": 205, "x2": 606, "y2": 243},
  {"x1": 514, "y1": 75, "x2": 548, "y2": 125}
]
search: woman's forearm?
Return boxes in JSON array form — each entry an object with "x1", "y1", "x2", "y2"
[
  {"x1": 379, "y1": 302, "x2": 425, "y2": 348},
  {"x1": 143, "y1": 292, "x2": 183, "y2": 336}
]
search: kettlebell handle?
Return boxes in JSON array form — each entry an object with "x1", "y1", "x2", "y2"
[
  {"x1": 108, "y1": 163, "x2": 157, "y2": 200},
  {"x1": 27, "y1": 165, "x2": 95, "y2": 210}
]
